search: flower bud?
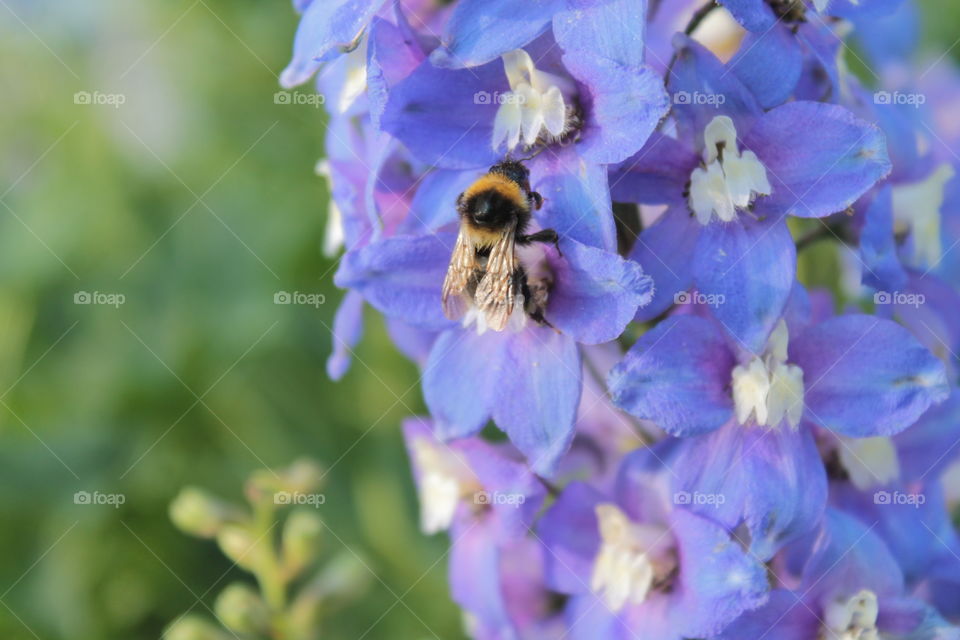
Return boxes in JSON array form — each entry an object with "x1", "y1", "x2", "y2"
[
  {"x1": 164, "y1": 615, "x2": 230, "y2": 640},
  {"x1": 214, "y1": 583, "x2": 270, "y2": 634},
  {"x1": 216, "y1": 525, "x2": 261, "y2": 571},
  {"x1": 282, "y1": 510, "x2": 323, "y2": 573},
  {"x1": 169, "y1": 488, "x2": 236, "y2": 539}
]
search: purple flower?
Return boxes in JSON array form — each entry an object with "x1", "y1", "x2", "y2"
[
  {"x1": 343, "y1": 233, "x2": 653, "y2": 474},
  {"x1": 537, "y1": 444, "x2": 769, "y2": 640},
  {"x1": 608, "y1": 307, "x2": 949, "y2": 557},
  {"x1": 718, "y1": 508, "x2": 960, "y2": 640},
  {"x1": 612, "y1": 37, "x2": 890, "y2": 351}
]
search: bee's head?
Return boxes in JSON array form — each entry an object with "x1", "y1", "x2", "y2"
[{"x1": 489, "y1": 160, "x2": 531, "y2": 192}]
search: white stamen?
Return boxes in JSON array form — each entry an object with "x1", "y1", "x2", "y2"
[
  {"x1": 410, "y1": 438, "x2": 479, "y2": 534},
  {"x1": 591, "y1": 504, "x2": 675, "y2": 613},
  {"x1": 892, "y1": 163, "x2": 955, "y2": 269},
  {"x1": 731, "y1": 320, "x2": 805, "y2": 429},
  {"x1": 689, "y1": 116, "x2": 771, "y2": 225},
  {"x1": 336, "y1": 35, "x2": 368, "y2": 114},
  {"x1": 492, "y1": 49, "x2": 573, "y2": 152},
  {"x1": 822, "y1": 590, "x2": 879, "y2": 640},
  {"x1": 837, "y1": 436, "x2": 901, "y2": 490}
]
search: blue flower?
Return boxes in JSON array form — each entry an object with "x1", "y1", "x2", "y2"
[
  {"x1": 537, "y1": 444, "x2": 769, "y2": 640},
  {"x1": 341, "y1": 233, "x2": 653, "y2": 474},
  {"x1": 613, "y1": 36, "x2": 891, "y2": 351},
  {"x1": 718, "y1": 509, "x2": 960, "y2": 640},
  {"x1": 608, "y1": 303, "x2": 949, "y2": 557}
]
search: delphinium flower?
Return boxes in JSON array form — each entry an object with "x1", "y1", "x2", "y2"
[
  {"x1": 537, "y1": 442, "x2": 769, "y2": 640},
  {"x1": 613, "y1": 35, "x2": 890, "y2": 350},
  {"x1": 279, "y1": 0, "x2": 960, "y2": 637},
  {"x1": 608, "y1": 292, "x2": 949, "y2": 558},
  {"x1": 717, "y1": 509, "x2": 960, "y2": 640}
]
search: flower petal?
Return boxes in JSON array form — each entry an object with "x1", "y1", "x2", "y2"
[
  {"x1": 717, "y1": 0, "x2": 777, "y2": 32},
  {"x1": 492, "y1": 328, "x2": 581, "y2": 476},
  {"x1": 628, "y1": 206, "x2": 700, "y2": 322},
  {"x1": 858, "y1": 185, "x2": 909, "y2": 292},
  {"x1": 530, "y1": 147, "x2": 617, "y2": 252},
  {"x1": 424, "y1": 328, "x2": 504, "y2": 440},
  {"x1": 669, "y1": 35, "x2": 764, "y2": 147},
  {"x1": 326, "y1": 290, "x2": 365, "y2": 380},
  {"x1": 381, "y1": 59, "x2": 507, "y2": 169},
  {"x1": 537, "y1": 481, "x2": 603, "y2": 595},
  {"x1": 673, "y1": 422, "x2": 827, "y2": 560},
  {"x1": 429, "y1": 0, "x2": 564, "y2": 69},
  {"x1": 747, "y1": 102, "x2": 892, "y2": 219},
  {"x1": 398, "y1": 168, "x2": 480, "y2": 235},
  {"x1": 552, "y1": 0, "x2": 646, "y2": 68},
  {"x1": 792, "y1": 315, "x2": 949, "y2": 437},
  {"x1": 563, "y1": 53, "x2": 670, "y2": 165},
  {"x1": 546, "y1": 237, "x2": 653, "y2": 345},
  {"x1": 280, "y1": 0, "x2": 385, "y2": 88},
  {"x1": 609, "y1": 316, "x2": 735, "y2": 437},
  {"x1": 609, "y1": 134, "x2": 700, "y2": 207},
  {"x1": 729, "y1": 23, "x2": 803, "y2": 110},
  {"x1": 693, "y1": 217, "x2": 796, "y2": 355},
  {"x1": 334, "y1": 233, "x2": 454, "y2": 330}
]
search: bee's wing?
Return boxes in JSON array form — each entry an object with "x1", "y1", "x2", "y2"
[
  {"x1": 474, "y1": 222, "x2": 519, "y2": 332},
  {"x1": 441, "y1": 230, "x2": 475, "y2": 322}
]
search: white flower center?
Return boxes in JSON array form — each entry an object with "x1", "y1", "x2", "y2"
[
  {"x1": 591, "y1": 503, "x2": 675, "y2": 613},
  {"x1": 892, "y1": 163, "x2": 955, "y2": 269},
  {"x1": 822, "y1": 590, "x2": 880, "y2": 640},
  {"x1": 688, "y1": 116, "x2": 771, "y2": 225},
  {"x1": 492, "y1": 49, "x2": 575, "y2": 152},
  {"x1": 732, "y1": 320, "x2": 805, "y2": 429},
  {"x1": 411, "y1": 438, "x2": 480, "y2": 534},
  {"x1": 837, "y1": 436, "x2": 900, "y2": 490}
]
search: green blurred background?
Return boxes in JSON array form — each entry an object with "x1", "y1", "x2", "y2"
[{"x1": 0, "y1": 1, "x2": 956, "y2": 639}]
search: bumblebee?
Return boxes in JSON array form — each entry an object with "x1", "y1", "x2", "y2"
[{"x1": 442, "y1": 160, "x2": 559, "y2": 331}]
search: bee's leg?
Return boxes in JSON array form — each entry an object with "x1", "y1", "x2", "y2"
[
  {"x1": 520, "y1": 272, "x2": 557, "y2": 330},
  {"x1": 519, "y1": 228, "x2": 561, "y2": 256}
]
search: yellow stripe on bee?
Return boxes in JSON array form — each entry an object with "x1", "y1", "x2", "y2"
[
  {"x1": 462, "y1": 173, "x2": 528, "y2": 210},
  {"x1": 462, "y1": 222, "x2": 504, "y2": 248}
]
